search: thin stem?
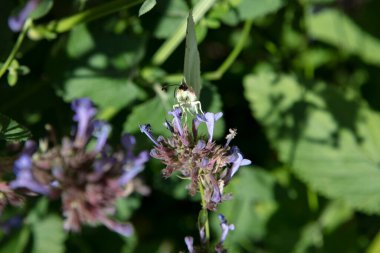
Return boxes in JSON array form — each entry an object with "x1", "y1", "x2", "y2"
[
  {"x1": 198, "y1": 177, "x2": 210, "y2": 243},
  {"x1": 204, "y1": 19, "x2": 253, "y2": 80},
  {"x1": 0, "y1": 19, "x2": 32, "y2": 80},
  {"x1": 37, "y1": 0, "x2": 143, "y2": 34}
]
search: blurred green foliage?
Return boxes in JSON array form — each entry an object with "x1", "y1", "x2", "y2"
[{"x1": 1, "y1": 0, "x2": 380, "y2": 252}]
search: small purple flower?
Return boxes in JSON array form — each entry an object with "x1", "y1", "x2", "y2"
[
  {"x1": 10, "y1": 154, "x2": 49, "y2": 195},
  {"x1": 101, "y1": 217, "x2": 134, "y2": 237},
  {"x1": 218, "y1": 214, "x2": 235, "y2": 243},
  {"x1": 8, "y1": 0, "x2": 40, "y2": 32},
  {"x1": 215, "y1": 214, "x2": 235, "y2": 253},
  {"x1": 184, "y1": 236, "x2": 194, "y2": 253},
  {"x1": 72, "y1": 98, "x2": 97, "y2": 148},
  {"x1": 197, "y1": 112, "x2": 223, "y2": 142},
  {"x1": 119, "y1": 134, "x2": 149, "y2": 185},
  {"x1": 168, "y1": 108, "x2": 183, "y2": 136},
  {"x1": 139, "y1": 124, "x2": 159, "y2": 146},
  {"x1": 121, "y1": 134, "x2": 136, "y2": 151},
  {"x1": 229, "y1": 147, "x2": 251, "y2": 178},
  {"x1": 93, "y1": 120, "x2": 111, "y2": 152}
]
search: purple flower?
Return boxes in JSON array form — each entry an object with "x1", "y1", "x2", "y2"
[
  {"x1": 93, "y1": 120, "x2": 111, "y2": 152},
  {"x1": 229, "y1": 147, "x2": 251, "y2": 178},
  {"x1": 215, "y1": 214, "x2": 235, "y2": 253},
  {"x1": 121, "y1": 134, "x2": 136, "y2": 151},
  {"x1": 168, "y1": 108, "x2": 183, "y2": 136},
  {"x1": 10, "y1": 98, "x2": 148, "y2": 236},
  {"x1": 100, "y1": 217, "x2": 134, "y2": 237},
  {"x1": 72, "y1": 98, "x2": 97, "y2": 148},
  {"x1": 184, "y1": 236, "x2": 194, "y2": 253},
  {"x1": 139, "y1": 124, "x2": 159, "y2": 146},
  {"x1": 8, "y1": 0, "x2": 40, "y2": 32},
  {"x1": 141, "y1": 108, "x2": 250, "y2": 210},
  {"x1": 10, "y1": 154, "x2": 50, "y2": 195},
  {"x1": 218, "y1": 214, "x2": 235, "y2": 243},
  {"x1": 119, "y1": 133, "x2": 150, "y2": 184},
  {"x1": 197, "y1": 112, "x2": 223, "y2": 142}
]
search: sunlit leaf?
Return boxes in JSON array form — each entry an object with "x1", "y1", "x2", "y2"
[
  {"x1": 184, "y1": 12, "x2": 202, "y2": 98},
  {"x1": 63, "y1": 68, "x2": 146, "y2": 120},
  {"x1": 31, "y1": 215, "x2": 66, "y2": 253},
  {"x1": 244, "y1": 71, "x2": 380, "y2": 214},
  {"x1": 236, "y1": 0, "x2": 284, "y2": 21},
  {"x1": 0, "y1": 113, "x2": 31, "y2": 142},
  {"x1": 138, "y1": 0, "x2": 157, "y2": 17},
  {"x1": 307, "y1": 9, "x2": 380, "y2": 66}
]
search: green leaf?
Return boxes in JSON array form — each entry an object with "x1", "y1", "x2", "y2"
[
  {"x1": 215, "y1": 168, "x2": 277, "y2": 248},
  {"x1": 0, "y1": 113, "x2": 31, "y2": 142},
  {"x1": 30, "y1": 0, "x2": 53, "y2": 20},
  {"x1": 153, "y1": 0, "x2": 188, "y2": 39},
  {"x1": 63, "y1": 68, "x2": 146, "y2": 120},
  {"x1": 31, "y1": 215, "x2": 66, "y2": 253},
  {"x1": 138, "y1": 0, "x2": 157, "y2": 17},
  {"x1": 0, "y1": 226, "x2": 30, "y2": 253},
  {"x1": 306, "y1": 9, "x2": 380, "y2": 66},
  {"x1": 184, "y1": 11, "x2": 202, "y2": 97},
  {"x1": 244, "y1": 71, "x2": 380, "y2": 214},
  {"x1": 66, "y1": 24, "x2": 95, "y2": 58},
  {"x1": 236, "y1": 0, "x2": 284, "y2": 21}
]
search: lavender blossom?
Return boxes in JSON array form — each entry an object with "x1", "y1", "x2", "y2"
[
  {"x1": 8, "y1": 0, "x2": 40, "y2": 32},
  {"x1": 141, "y1": 108, "x2": 251, "y2": 211},
  {"x1": 72, "y1": 98, "x2": 97, "y2": 148},
  {"x1": 9, "y1": 98, "x2": 148, "y2": 236},
  {"x1": 215, "y1": 214, "x2": 235, "y2": 253},
  {"x1": 184, "y1": 236, "x2": 195, "y2": 253}
]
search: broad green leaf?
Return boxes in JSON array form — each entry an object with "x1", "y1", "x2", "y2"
[
  {"x1": 30, "y1": 0, "x2": 53, "y2": 20},
  {"x1": 31, "y1": 215, "x2": 66, "y2": 253},
  {"x1": 215, "y1": 168, "x2": 277, "y2": 249},
  {"x1": 244, "y1": 71, "x2": 380, "y2": 214},
  {"x1": 184, "y1": 12, "x2": 202, "y2": 97},
  {"x1": 66, "y1": 24, "x2": 95, "y2": 58},
  {"x1": 63, "y1": 68, "x2": 145, "y2": 120},
  {"x1": 0, "y1": 113, "x2": 31, "y2": 142},
  {"x1": 307, "y1": 9, "x2": 380, "y2": 66},
  {"x1": 293, "y1": 201, "x2": 353, "y2": 253},
  {"x1": 236, "y1": 0, "x2": 284, "y2": 21},
  {"x1": 138, "y1": 0, "x2": 157, "y2": 17}
]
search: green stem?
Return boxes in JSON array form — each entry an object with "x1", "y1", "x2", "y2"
[
  {"x1": 198, "y1": 178, "x2": 210, "y2": 243},
  {"x1": 39, "y1": 0, "x2": 143, "y2": 34},
  {"x1": 0, "y1": 19, "x2": 32, "y2": 79},
  {"x1": 204, "y1": 19, "x2": 253, "y2": 80}
]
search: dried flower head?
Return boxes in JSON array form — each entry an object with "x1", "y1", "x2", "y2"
[
  {"x1": 140, "y1": 108, "x2": 250, "y2": 211},
  {"x1": 10, "y1": 98, "x2": 149, "y2": 236}
]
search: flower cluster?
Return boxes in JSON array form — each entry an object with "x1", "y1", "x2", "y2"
[
  {"x1": 140, "y1": 108, "x2": 250, "y2": 210},
  {"x1": 10, "y1": 98, "x2": 149, "y2": 236}
]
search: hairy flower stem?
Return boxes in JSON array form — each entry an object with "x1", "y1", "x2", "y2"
[
  {"x1": 198, "y1": 172, "x2": 210, "y2": 244},
  {"x1": 0, "y1": 19, "x2": 32, "y2": 80}
]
